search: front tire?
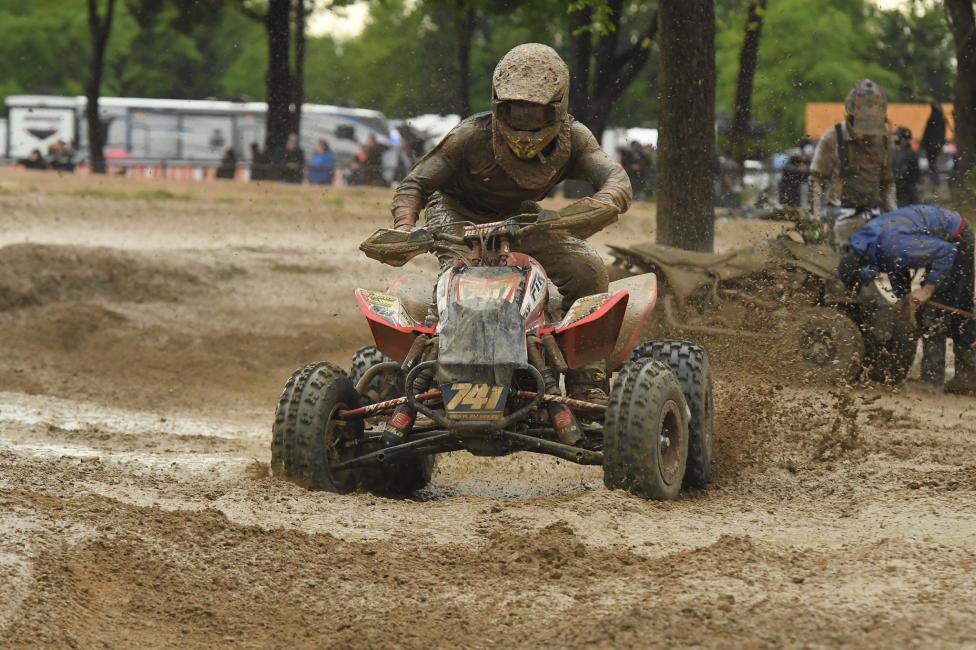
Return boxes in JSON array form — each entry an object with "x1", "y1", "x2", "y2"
[
  {"x1": 604, "y1": 358, "x2": 690, "y2": 500},
  {"x1": 271, "y1": 363, "x2": 364, "y2": 492},
  {"x1": 631, "y1": 340, "x2": 714, "y2": 487},
  {"x1": 350, "y1": 346, "x2": 434, "y2": 495}
]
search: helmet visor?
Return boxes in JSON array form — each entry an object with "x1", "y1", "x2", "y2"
[{"x1": 499, "y1": 101, "x2": 556, "y2": 131}]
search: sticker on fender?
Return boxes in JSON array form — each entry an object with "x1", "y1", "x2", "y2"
[{"x1": 441, "y1": 383, "x2": 508, "y2": 420}]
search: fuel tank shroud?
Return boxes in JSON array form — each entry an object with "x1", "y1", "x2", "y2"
[{"x1": 436, "y1": 266, "x2": 530, "y2": 386}]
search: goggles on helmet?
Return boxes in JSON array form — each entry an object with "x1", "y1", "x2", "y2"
[{"x1": 497, "y1": 101, "x2": 557, "y2": 131}]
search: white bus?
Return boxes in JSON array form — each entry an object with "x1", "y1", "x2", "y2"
[{"x1": 4, "y1": 95, "x2": 395, "y2": 173}]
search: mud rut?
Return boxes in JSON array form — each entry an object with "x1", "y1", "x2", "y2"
[{"x1": 1, "y1": 171, "x2": 974, "y2": 648}]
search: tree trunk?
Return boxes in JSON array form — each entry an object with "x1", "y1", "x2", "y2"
[
  {"x1": 568, "y1": 5, "x2": 593, "y2": 125},
  {"x1": 291, "y1": 0, "x2": 306, "y2": 137},
  {"x1": 945, "y1": 0, "x2": 976, "y2": 204},
  {"x1": 454, "y1": 1, "x2": 474, "y2": 117},
  {"x1": 568, "y1": 4, "x2": 658, "y2": 141},
  {"x1": 729, "y1": 0, "x2": 765, "y2": 164},
  {"x1": 86, "y1": 0, "x2": 116, "y2": 175},
  {"x1": 656, "y1": 1, "x2": 716, "y2": 252},
  {"x1": 264, "y1": 0, "x2": 293, "y2": 167}
]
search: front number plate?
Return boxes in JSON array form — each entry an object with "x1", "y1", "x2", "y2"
[{"x1": 440, "y1": 383, "x2": 508, "y2": 421}]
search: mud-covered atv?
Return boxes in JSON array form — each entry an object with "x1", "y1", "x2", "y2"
[
  {"x1": 607, "y1": 221, "x2": 916, "y2": 384},
  {"x1": 272, "y1": 200, "x2": 714, "y2": 500}
]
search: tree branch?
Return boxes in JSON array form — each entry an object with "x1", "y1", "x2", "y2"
[{"x1": 237, "y1": 0, "x2": 268, "y2": 22}]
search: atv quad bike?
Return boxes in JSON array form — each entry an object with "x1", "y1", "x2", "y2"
[
  {"x1": 272, "y1": 200, "x2": 714, "y2": 500},
  {"x1": 607, "y1": 217, "x2": 915, "y2": 384}
]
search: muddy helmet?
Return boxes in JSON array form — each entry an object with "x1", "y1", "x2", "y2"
[
  {"x1": 844, "y1": 79, "x2": 888, "y2": 136},
  {"x1": 491, "y1": 43, "x2": 569, "y2": 161}
]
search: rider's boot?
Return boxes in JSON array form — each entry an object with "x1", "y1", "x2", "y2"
[
  {"x1": 565, "y1": 363, "x2": 609, "y2": 407},
  {"x1": 946, "y1": 348, "x2": 976, "y2": 395}
]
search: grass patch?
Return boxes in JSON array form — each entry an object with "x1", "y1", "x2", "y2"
[
  {"x1": 56, "y1": 188, "x2": 130, "y2": 200},
  {"x1": 52, "y1": 187, "x2": 191, "y2": 201},
  {"x1": 132, "y1": 188, "x2": 191, "y2": 201}
]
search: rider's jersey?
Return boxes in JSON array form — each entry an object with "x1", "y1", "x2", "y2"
[
  {"x1": 809, "y1": 122, "x2": 896, "y2": 217},
  {"x1": 391, "y1": 113, "x2": 631, "y2": 228}
]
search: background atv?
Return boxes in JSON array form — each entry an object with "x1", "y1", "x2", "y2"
[
  {"x1": 607, "y1": 217, "x2": 916, "y2": 384},
  {"x1": 272, "y1": 201, "x2": 714, "y2": 500}
]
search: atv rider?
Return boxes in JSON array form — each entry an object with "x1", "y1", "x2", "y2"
[
  {"x1": 837, "y1": 205, "x2": 975, "y2": 394},
  {"x1": 809, "y1": 79, "x2": 897, "y2": 248},
  {"x1": 390, "y1": 43, "x2": 632, "y2": 404}
]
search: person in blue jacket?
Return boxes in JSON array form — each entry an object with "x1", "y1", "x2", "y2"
[
  {"x1": 838, "y1": 204, "x2": 974, "y2": 394},
  {"x1": 308, "y1": 139, "x2": 336, "y2": 185}
]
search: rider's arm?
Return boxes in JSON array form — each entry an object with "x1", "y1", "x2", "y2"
[
  {"x1": 567, "y1": 123, "x2": 632, "y2": 214},
  {"x1": 808, "y1": 127, "x2": 837, "y2": 219},
  {"x1": 391, "y1": 125, "x2": 466, "y2": 229},
  {"x1": 880, "y1": 147, "x2": 897, "y2": 211}
]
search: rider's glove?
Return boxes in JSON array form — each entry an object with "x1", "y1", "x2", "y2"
[
  {"x1": 536, "y1": 209, "x2": 560, "y2": 224},
  {"x1": 407, "y1": 226, "x2": 432, "y2": 242}
]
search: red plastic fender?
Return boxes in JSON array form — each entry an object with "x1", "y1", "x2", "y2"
[{"x1": 355, "y1": 288, "x2": 434, "y2": 363}]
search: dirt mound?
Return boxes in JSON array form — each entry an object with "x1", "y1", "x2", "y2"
[{"x1": 0, "y1": 243, "x2": 239, "y2": 310}]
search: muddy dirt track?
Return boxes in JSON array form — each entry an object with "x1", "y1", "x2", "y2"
[{"x1": 1, "y1": 169, "x2": 974, "y2": 649}]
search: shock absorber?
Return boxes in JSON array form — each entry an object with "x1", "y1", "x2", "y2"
[
  {"x1": 527, "y1": 336, "x2": 582, "y2": 446},
  {"x1": 383, "y1": 336, "x2": 437, "y2": 445}
]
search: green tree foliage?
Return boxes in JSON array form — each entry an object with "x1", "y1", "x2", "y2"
[
  {"x1": 1, "y1": 0, "x2": 960, "y2": 153},
  {"x1": 716, "y1": 0, "x2": 901, "y2": 145},
  {"x1": 865, "y1": 0, "x2": 955, "y2": 102}
]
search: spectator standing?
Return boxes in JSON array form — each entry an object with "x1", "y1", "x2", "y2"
[
  {"x1": 281, "y1": 134, "x2": 305, "y2": 184},
  {"x1": 620, "y1": 141, "x2": 651, "y2": 201},
  {"x1": 920, "y1": 101, "x2": 946, "y2": 188},
  {"x1": 715, "y1": 151, "x2": 742, "y2": 208},
  {"x1": 250, "y1": 142, "x2": 269, "y2": 181},
  {"x1": 778, "y1": 139, "x2": 813, "y2": 208},
  {"x1": 20, "y1": 149, "x2": 47, "y2": 170},
  {"x1": 361, "y1": 134, "x2": 387, "y2": 186},
  {"x1": 308, "y1": 139, "x2": 336, "y2": 185},
  {"x1": 216, "y1": 148, "x2": 237, "y2": 180},
  {"x1": 393, "y1": 138, "x2": 418, "y2": 183},
  {"x1": 47, "y1": 140, "x2": 75, "y2": 172},
  {"x1": 891, "y1": 127, "x2": 920, "y2": 206}
]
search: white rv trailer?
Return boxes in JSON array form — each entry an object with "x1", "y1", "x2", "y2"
[{"x1": 4, "y1": 95, "x2": 395, "y2": 173}]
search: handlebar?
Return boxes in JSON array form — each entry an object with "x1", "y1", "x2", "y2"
[{"x1": 359, "y1": 197, "x2": 619, "y2": 267}]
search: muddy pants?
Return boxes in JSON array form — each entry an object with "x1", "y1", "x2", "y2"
[
  {"x1": 918, "y1": 224, "x2": 976, "y2": 355},
  {"x1": 423, "y1": 191, "x2": 609, "y2": 312}
]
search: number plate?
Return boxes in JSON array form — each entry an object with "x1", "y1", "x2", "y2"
[{"x1": 440, "y1": 383, "x2": 509, "y2": 421}]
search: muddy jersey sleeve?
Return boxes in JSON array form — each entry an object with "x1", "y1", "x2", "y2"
[
  {"x1": 567, "y1": 123, "x2": 632, "y2": 213},
  {"x1": 809, "y1": 126, "x2": 838, "y2": 218},
  {"x1": 880, "y1": 148, "x2": 897, "y2": 211},
  {"x1": 391, "y1": 123, "x2": 468, "y2": 229}
]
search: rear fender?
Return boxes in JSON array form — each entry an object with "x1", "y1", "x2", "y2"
[
  {"x1": 607, "y1": 273, "x2": 658, "y2": 370},
  {"x1": 355, "y1": 288, "x2": 435, "y2": 363},
  {"x1": 547, "y1": 292, "x2": 629, "y2": 369}
]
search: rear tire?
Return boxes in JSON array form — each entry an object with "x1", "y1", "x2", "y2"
[
  {"x1": 783, "y1": 308, "x2": 864, "y2": 384},
  {"x1": 350, "y1": 346, "x2": 400, "y2": 403},
  {"x1": 362, "y1": 457, "x2": 435, "y2": 496},
  {"x1": 271, "y1": 363, "x2": 364, "y2": 492},
  {"x1": 604, "y1": 358, "x2": 689, "y2": 500},
  {"x1": 350, "y1": 346, "x2": 434, "y2": 495},
  {"x1": 631, "y1": 340, "x2": 714, "y2": 487},
  {"x1": 862, "y1": 318, "x2": 916, "y2": 384}
]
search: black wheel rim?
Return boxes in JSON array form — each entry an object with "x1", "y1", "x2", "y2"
[
  {"x1": 800, "y1": 324, "x2": 838, "y2": 368},
  {"x1": 324, "y1": 403, "x2": 359, "y2": 486},
  {"x1": 658, "y1": 400, "x2": 685, "y2": 486}
]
